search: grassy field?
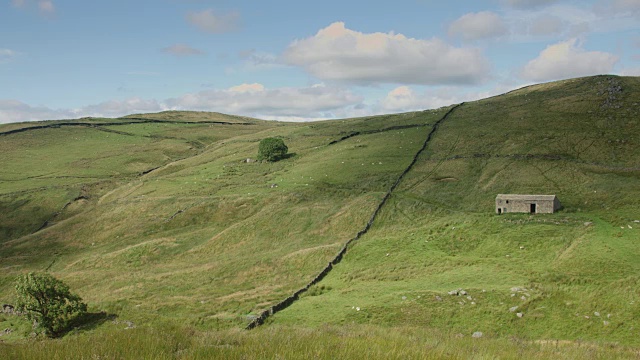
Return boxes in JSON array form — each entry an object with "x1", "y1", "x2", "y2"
[
  {"x1": 2, "y1": 324, "x2": 639, "y2": 359},
  {"x1": 0, "y1": 75, "x2": 639, "y2": 358}
]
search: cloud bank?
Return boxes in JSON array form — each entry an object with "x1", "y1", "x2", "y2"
[
  {"x1": 284, "y1": 22, "x2": 491, "y2": 86},
  {"x1": 186, "y1": 9, "x2": 240, "y2": 33},
  {"x1": 0, "y1": 84, "x2": 363, "y2": 123},
  {"x1": 448, "y1": 11, "x2": 508, "y2": 41},
  {"x1": 11, "y1": 0, "x2": 55, "y2": 14},
  {"x1": 521, "y1": 38, "x2": 619, "y2": 81}
]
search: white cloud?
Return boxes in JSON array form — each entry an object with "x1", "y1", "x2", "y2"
[
  {"x1": 0, "y1": 100, "x2": 71, "y2": 123},
  {"x1": 618, "y1": 67, "x2": 640, "y2": 76},
  {"x1": 503, "y1": 0, "x2": 559, "y2": 9},
  {"x1": 378, "y1": 84, "x2": 525, "y2": 113},
  {"x1": 0, "y1": 98, "x2": 166, "y2": 123},
  {"x1": 284, "y1": 22, "x2": 491, "y2": 86},
  {"x1": 0, "y1": 83, "x2": 365, "y2": 123},
  {"x1": 0, "y1": 49, "x2": 19, "y2": 63},
  {"x1": 528, "y1": 15, "x2": 565, "y2": 36},
  {"x1": 608, "y1": 0, "x2": 640, "y2": 14},
  {"x1": 161, "y1": 44, "x2": 205, "y2": 56},
  {"x1": 521, "y1": 39, "x2": 619, "y2": 81},
  {"x1": 77, "y1": 98, "x2": 166, "y2": 118},
  {"x1": 448, "y1": 11, "x2": 508, "y2": 41},
  {"x1": 11, "y1": 0, "x2": 55, "y2": 14},
  {"x1": 166, "y1": 83, "x2": 363, "y2": 118},
  {"x1": 238, "y1": 49, "x2": 281, "y2": 70},
  {"x1": 227, "y1": 83, "x2": 265, "y2": 93},
  {"x1": 186, "y1": 9, "x2": 239, "y2": 33},
  {"x1": 38, "y1": 0, "x2": 54, "y2": 14}
]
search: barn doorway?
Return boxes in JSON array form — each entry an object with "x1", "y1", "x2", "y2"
[
  {"x1": 530, "y1": 203, "x2": 536, "y2": 214},
  {"x1": 498, "y1": 208, "x2": 502, "y2": 214}
]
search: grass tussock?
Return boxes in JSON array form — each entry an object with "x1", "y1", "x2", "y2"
[{"x1": 1, "y1": 325, "x2": 638, "y2": 360}]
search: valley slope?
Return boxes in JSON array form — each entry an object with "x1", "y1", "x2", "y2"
[{"x1": 1, "y1": 75, "x2": 639, "y2": 350}]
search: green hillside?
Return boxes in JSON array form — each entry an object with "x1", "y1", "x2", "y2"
[{"x1": 1, "y1": 75, "x2": 639, "y2": 358}]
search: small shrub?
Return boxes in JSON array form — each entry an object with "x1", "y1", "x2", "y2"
[
  {"x1": 257, "y1": 138, "x2": 288, "y2": 162},
  {"x1": 15, "y1": 272, "x2": 87, "y2": 337}
]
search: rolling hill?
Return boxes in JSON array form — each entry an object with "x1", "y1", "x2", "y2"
[{"x1": 1, "y1": 75, "x2": 639, "y2": 358}]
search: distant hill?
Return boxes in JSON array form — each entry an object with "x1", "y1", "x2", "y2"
[{"x1": 1, "y1": 75, "x2": 638, "y2": 348}]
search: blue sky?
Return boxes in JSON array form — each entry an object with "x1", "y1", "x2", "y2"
[{"x1": 1, "y1": 0, "x2": 639, "y2": 123}]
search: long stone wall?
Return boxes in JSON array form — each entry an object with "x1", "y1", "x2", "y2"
[{"x1": 245, "y1": 103, "x2": 464, "y2": 330}]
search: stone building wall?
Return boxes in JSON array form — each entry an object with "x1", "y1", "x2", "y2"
[{"x1": 496, "y1": 195, "x2": 561, "y2": 214}]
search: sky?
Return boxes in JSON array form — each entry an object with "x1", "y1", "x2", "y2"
[{"x1": 0, "y1": 0, "x2": 639, "y2": 123}]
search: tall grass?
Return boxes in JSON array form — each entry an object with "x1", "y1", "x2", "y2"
[{"x1": 2, "y1": 325, "x2": 638, "y2": 359}]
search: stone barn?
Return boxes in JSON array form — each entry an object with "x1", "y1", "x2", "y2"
[{"x1": 495, "y1": 194, "x2": 561, "y2": 214}]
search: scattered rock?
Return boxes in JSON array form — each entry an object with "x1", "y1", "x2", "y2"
[
  {"x1": 2, "y1": 304, "x2": 14, "y2": 314},
  {"x1": 435, "y1": 296, "x2": 442, "y2": 302},
  {"x1": 402, "y1": 296, "x2": 407, "y2": 300},
  {"x1": 594, "y1": 311, "x2": 600, "y2": 317},
  {"x1": 604, "y1": 321, "x2": 610, "y2": 326},
  {"x1": 124, "y1": 321, "x2": 135, "y2": 329},
  {"x1": 509, "y1": 306, "x2": 519, "y2": 312},
  {"x1": 270, "y1": 183, "x2": 278, "y2": 188},
  {"x1": 521, "y1": 296, "x2": 527, "y2": 301},
  {"x1": 466, "y1": 296, "x2": 473, "y2": 301},
  {"x1": 519, "y1": 246, "x2": 525, "y2": 250},
  {"x1": 472, "y1": 331, "x2": 483, "y2": 338},
  {"x1": 584, "y1": 222, "x2": 593, "y2": 227},
  {"x1": 448, "y1": 289, "x2": 467, "y2": 296},
  {"x1": 516, "y1": 312, "x2": 524, "y2": 318}
]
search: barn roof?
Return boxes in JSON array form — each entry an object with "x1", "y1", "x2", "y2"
[{"x1": 496, "y1": 194, "x2": 557, "y2": 201}]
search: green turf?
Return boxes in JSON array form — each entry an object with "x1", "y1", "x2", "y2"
[{"x1": 0, "y1": 75, "x2": 638, "y2": 357}]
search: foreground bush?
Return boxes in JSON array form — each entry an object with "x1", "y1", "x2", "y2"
[{"x1": 15, "y1": 272, "x2": 87, "y2": 337}]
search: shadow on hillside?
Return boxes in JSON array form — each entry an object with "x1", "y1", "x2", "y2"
[{"x1": 58, "y1": 311, "x2": 117, "y2": 338}]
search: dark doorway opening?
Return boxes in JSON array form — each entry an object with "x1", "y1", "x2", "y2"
[
  {"x1": 530, "y1": 203, "x2": 536, "y2": 214},
  {"x1": 498, "y1": 208, "x2": 502, "y2": 215}
]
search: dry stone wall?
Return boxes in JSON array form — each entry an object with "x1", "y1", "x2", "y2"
[{"x1": 246, "y1": 103, "x2": 464, "y2": 329}]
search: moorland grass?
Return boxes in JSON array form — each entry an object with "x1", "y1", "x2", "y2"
[
  {"x1": 2, "y1": 323, "x2": 638, "y2": 359},
  {"x1": 0, "y1": 76, "x2": 638, "y2": 357}
]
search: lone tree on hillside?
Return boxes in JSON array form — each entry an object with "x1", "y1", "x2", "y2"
[
  {"x1": 257, "y1": 137, "x2": 288, "y2": 162},
  {"x1": 15, "y1": 272, "x2": 88, "y2": 337}
]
